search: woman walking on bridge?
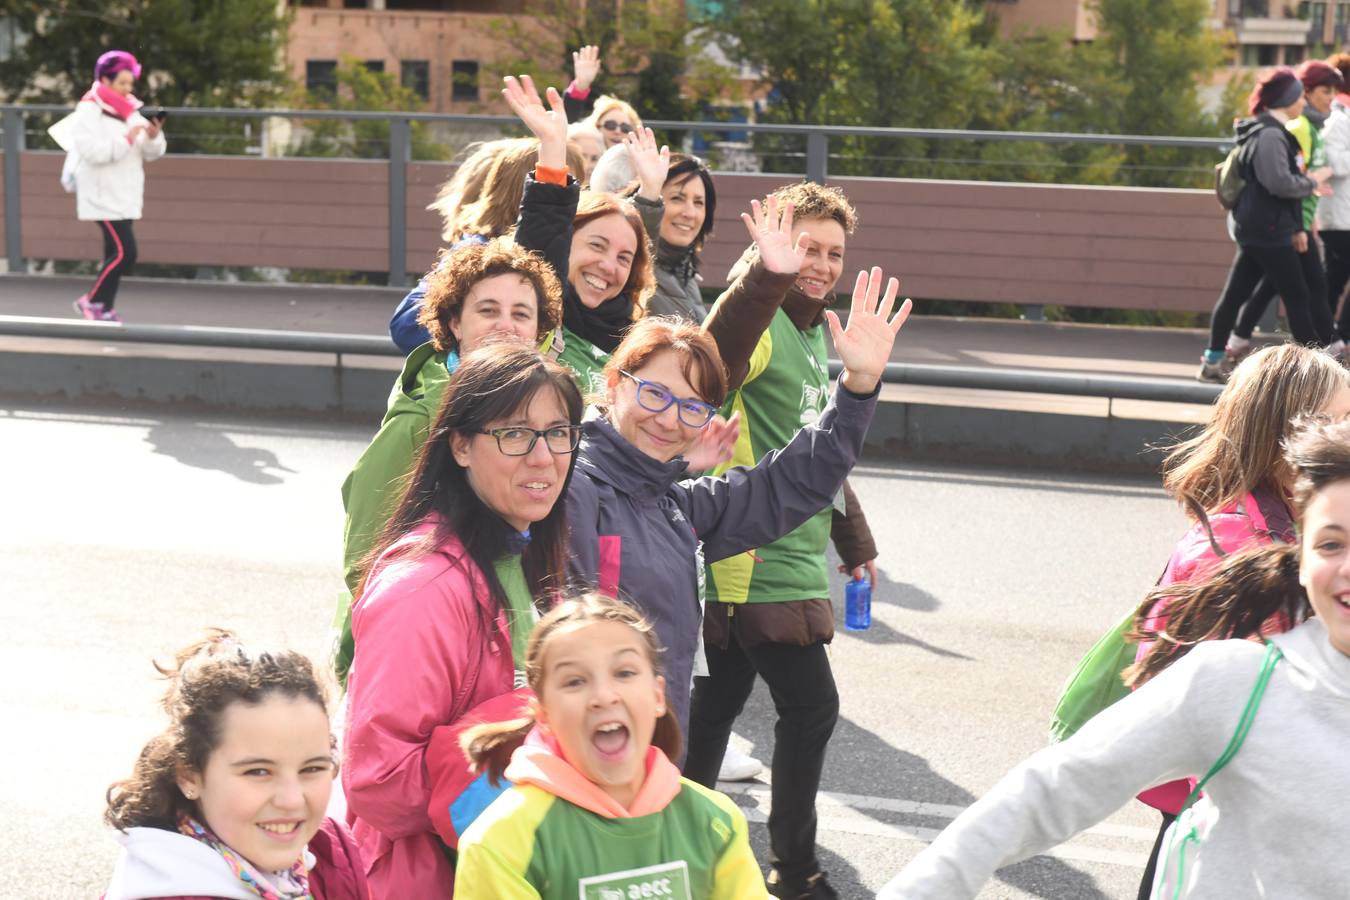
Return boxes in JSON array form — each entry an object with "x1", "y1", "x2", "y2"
[
  {"x1": 1202, "y1": 67, "x2": 1336, "y2": 382},
  {"x1": 65, "y1": 50, "x2": 166, "y2": 323}
]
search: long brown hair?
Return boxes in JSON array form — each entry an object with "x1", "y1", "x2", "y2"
[
  {"x1": 358, "y1": 344, "x2": 583, "y2": 627},
  {"x1": 461, "y1": 592, "x2": 682, "y2": 785},
  {"x1": 1127, "y1": 417, "x2": 1350, "y2": 686},
  {"x1": 1161, "y1": 344, "x2": 1348, "y2": 518},
  {"x1": 105, "y1": 630, "x2": 332, "y2": 832}
]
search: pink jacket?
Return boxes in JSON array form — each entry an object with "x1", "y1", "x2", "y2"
[
  {"x1": 343, "y1": 523, "x2": 516, "y2": 898},
  {"x1": 1135, "y1": 488, "x2": 1294, "y2": 813}
]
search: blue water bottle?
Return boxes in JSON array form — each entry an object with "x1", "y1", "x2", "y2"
[{"x1": 845, "y1": 575, "x2": 871, "y2": 631}]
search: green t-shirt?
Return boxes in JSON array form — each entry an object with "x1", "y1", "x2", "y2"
[
  {"x1": 1288, "y1": 114, "x2": 1326, "y2": 230},
  {"x1": 493, "y1": 553, "x2": 537, "y2": 677},
  {"x1": 455, "y1": 779, "x2": 762, "y2": 900},
  {"x1": 556, "y1": 326, "x2": 611, "y2": 400},
  {"x1": 706, "y1": 308, "x2": 832, "y2": 605}
]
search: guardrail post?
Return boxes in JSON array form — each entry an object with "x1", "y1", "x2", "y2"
[
  {"x1": 806, "y1": 131, "x2": 827, "y2": 184},
  {"x1": 3, "y1": 107, "x2": 25, "y2": 274},
  {"x1": 388, "y1": 116, "x2": 410, "y2": 288}
]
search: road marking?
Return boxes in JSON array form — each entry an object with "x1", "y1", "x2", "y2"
[{"x1": 719, "y1": 782, "x2": 1151, "y2": 870}]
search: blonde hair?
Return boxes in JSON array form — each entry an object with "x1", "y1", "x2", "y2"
[
  {"x1": 429, "y1": 139, "x2": 519, "y2": 243},
  {"x1": 584, "y1": 95, "x2": 643, "y2": 134},
  {"x1": 1162, "y1": 343, "x2": 1350, "y2": 516},
  {"x1": 460, "y1": 593, "x2": 681, "y2": 785},
  {"x1": 453, "y1": 139, "x2": 586, "y2": 241}
]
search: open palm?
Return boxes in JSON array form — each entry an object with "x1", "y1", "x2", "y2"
[
  {"x1": 502, "y1": 75, "x2": 568, "y2": 147},
  {"x1": 826, "y1": 266, "x2": 912, "y2": 395},
  {"x1": 740, "y1": 196, "x2": 807, "y2": 275}
]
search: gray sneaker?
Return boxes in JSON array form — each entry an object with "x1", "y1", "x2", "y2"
[{"x1": 1197, "y1": 358, "x2": 1227, "y2": 384}]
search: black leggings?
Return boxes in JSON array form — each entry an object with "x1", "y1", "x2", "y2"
[
  {"x1": 685, "y1": 631, "x2": 839, "y2": 882},
  {"x1": 1322, "y1": 229, "x2": 1350, "y2": 339},
  {"x1": 1209, "y1": 243, "x2": 1332, "y2": 350},
  {"x1": 88, "y1": 219, "x2": 137, "y2": 311},
  {"x1": 1232, "y1": 240, "x2": 1334, "y2": 342},
  {"x1": 1138, "y1": 811, "x2": 1178, "y2": 900}
]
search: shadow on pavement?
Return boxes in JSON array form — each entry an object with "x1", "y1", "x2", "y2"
[
  {"x1": 731, "y1": 701, "x2": 1111, "y2": 900},
  {"x1": 145, "y1": 422, "x2": 297, "y2": 485}
]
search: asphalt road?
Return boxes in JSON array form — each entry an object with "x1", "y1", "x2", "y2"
[{"x1": 0, "y1": 401, "x2": 1187, "y2": 899}]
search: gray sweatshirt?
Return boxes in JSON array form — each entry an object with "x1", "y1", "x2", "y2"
[{"x1": 879, "y1": 617, "x2": 1350, "y2": 899}]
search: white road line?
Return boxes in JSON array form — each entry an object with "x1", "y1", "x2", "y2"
[{"x1": 720, "y1": 782, "x2": 1151, "y2": 869}]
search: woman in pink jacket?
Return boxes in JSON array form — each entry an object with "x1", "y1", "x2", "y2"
[
  {"x1": 1128, "y1": 341, "x2": 1350, "y2": 898},
  {"x1": 342, "y1": 343, "x2": 584, "y2": 897}
]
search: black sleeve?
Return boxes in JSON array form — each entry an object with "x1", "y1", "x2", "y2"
[
  {"x1": 515, "y1": 173, "x2": 581, "y2": 286},
  {"x1": 564, "y1": 91, "x2": 594, "y2": 125}
]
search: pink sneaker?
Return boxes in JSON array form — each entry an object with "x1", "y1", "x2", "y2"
[
  {"x1": 73, "y1": 294, "x2": 102, "y2": 320},
  {"x1": 97, "y1": 307, "x2": 123, "y2": 323}
]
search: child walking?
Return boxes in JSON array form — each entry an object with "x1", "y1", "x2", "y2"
[
  {"x1": 102, "y1": 629, "x2": 366, "y2": 900},
  {"x1": 881, "y1": 417, "x2": 1350, "y2": 899},
  {"x1": 455, "y1": 593, "x2": 768, "y2": 899}
]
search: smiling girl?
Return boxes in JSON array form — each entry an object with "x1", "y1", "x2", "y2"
[
  {"x1": 881, "y1": 418, "x2": 1350, "y2": 899},
  {"x1": 342, "y1": 344, "x2": 583, "y2": 897},
  {"x1": 455, "y1": 594, "x2": 768, "y2": 900},
  {"x1": 102, "y1": 631, "x2": 366, "y2": 900},
  {"x1": 504, "y1": 74, "x2": 655, "y2": 394}
]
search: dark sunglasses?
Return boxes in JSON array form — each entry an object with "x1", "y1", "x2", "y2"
[{"x1": 600, "y1": 120, "x2": 635, "y2": 134}]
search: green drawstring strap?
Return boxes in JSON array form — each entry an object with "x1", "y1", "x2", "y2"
[{"x1": 1156, "y1": 641, "x2": 1282, "y2": 900}]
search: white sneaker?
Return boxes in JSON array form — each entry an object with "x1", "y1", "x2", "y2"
[{"x1": 718, "y1": 743, "x2": 764, "y2": 781}]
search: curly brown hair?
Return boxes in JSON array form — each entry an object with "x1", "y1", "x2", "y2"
[
  {"x1": 766, "y1": 181, "x2": 858, "y2": 234},
  {"x1": 104, "y1": 629, "x2": 333, "y2": 832},
  {"x1": 416, "y1": 237, "x2": 563, "y2": 353}
]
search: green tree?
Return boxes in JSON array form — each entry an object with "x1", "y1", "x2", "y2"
[
  {"x1": 484, "y1": 0, "x2": 730, "y2": 140},
  {"x1": 292, "y1": 56, "x2": 448, "y2": 161},
  {"x1": 1088, "y1": 0, "x2": 1228, "y2": 186},
  {"x1": 0, "y1": 0, "x2": 290, "y2": 153}
]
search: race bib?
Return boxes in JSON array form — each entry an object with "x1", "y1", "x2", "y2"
[{"x1": 577, "y1": 861, "x2": 692, "y2": 900}]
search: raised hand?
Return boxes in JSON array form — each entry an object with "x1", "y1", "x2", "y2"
[
  {"x1": 826, "y1": 266, "x2": 912, "y2": 396},
  {"x1": 573, "y1": 45, "x2": 601, "y2": 92},
  {"x1": 683, "y1": 412, "x2": 741, "y2": 473},
  {"x1": 624, "y1": 126, "x2": 671, "y2": 201},
  {"x1": 740, "y1": 196, "x2": 807, "y2": 276},
  {"x1": 502, "y1": 74, "x2": 568, "y2": 169}
]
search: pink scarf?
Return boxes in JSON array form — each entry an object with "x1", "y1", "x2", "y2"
[{"x1": 81, "y1": 81, "x2": 141, "y2": 121}]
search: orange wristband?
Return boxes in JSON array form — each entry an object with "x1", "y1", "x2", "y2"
[{"x1": 535, "y1": 164, "x2": 569, "y2": 186}]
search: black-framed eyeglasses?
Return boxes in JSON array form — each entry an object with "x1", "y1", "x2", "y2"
[
  {"x1": 620, "y1": 371, "x2": 717, "y2": 428},
  {"x1": 476, "y1": 425, "x2": 581, "y2": 456},
  {"x1": 600, "y1": 120, "x2": 635, "y2": 134}
]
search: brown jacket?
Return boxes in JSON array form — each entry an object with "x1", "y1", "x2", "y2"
[{"x1": 700, "y1": 246, "x2": 879, "y2": 647}]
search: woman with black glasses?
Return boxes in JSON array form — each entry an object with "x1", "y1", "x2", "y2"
[
  {"x1": 566, "y1": 267, "x2": 909, "y2": 740},
  {"x1": 343, "y1": 343, "x2": 583, "y2": 897}
]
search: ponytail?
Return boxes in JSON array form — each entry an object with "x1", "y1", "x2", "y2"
[{"x1": 1124, "y1": 544, "x2": 1308, "y2": 688}]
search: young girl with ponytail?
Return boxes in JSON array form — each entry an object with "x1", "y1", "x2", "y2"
[
  {"x1": 1126, "y1": 341, "x2": 1349, "y2": 895},
  {"x1": 881, "y1": 416, "x2": 1350, "y2": 899},
  {"x1": 454, "y1": 593, "x2": 768, "y2": 900},
  {"x1": 102, "y1": 630, "x2": 366, "y2": 900}
]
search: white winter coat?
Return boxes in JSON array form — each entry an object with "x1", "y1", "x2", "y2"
[
  {"x1": 1319, "y1": 100, "x2": 1350, "y2": 230},
  {"x1": 68, "y1": 99, "x2": 166, "y2": 221}
]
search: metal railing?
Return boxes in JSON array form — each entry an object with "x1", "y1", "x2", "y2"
[
  {"x1": 0, "y1": 104, "x2": 1232, "y2": 286},
  {"x1": 0, "y1": 315, "x2": 1222, "y2": 406}
]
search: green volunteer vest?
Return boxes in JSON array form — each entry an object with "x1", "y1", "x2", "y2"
[{"x1": 706, "y1": 308, "x2": 832, "y2": 605}]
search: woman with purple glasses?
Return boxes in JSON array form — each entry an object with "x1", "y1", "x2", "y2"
[
  {"x1": 64, "y1": 50, "x2": 166, "y2": 323},
  {"x1": 564, "y1": 264, "x2": 909, "y2": 743}
]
